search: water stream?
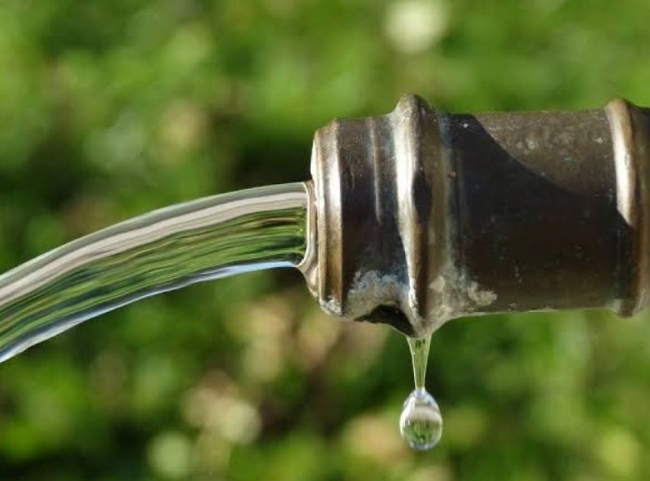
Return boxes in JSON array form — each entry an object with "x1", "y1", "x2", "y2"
[
  {"x1": 0, "y1": 182, "x2": 310, "y2": 362},
  {"x1": 0, "y1": 179, "x2": 445, "y2": 451}
]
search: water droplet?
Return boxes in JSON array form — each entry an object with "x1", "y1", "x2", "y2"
[
  {"x1": 399, "y1": 388, "x2": 443, "y2": 450},
  {"x1": 399, "y1": 334, "x2": 443, "y2": 450}
]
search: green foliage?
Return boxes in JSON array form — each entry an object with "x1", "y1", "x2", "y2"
[{"x1": 1, "y1": 0, "x2": 650, "y2": 479}]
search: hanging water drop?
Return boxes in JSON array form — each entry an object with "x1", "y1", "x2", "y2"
[
  {"x1": 399, "y1": 335, "x2": 443, "y2": 450},
  {"x1": 400, "y1": 387, "x2": 443, "y2": 450}
]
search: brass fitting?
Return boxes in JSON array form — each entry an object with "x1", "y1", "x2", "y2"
[{"x1": 301, "y1": 95, "x2": 650, "y2": 337}]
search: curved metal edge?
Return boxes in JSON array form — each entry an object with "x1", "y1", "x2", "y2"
[
  {"x1": 605, "y1": 99, "x2": 638, "y2": 230},
  {"x1": 605, "y1": 99, "x2": 650, "y2": 316},
  {"x1": 391, "y1": 95, "x2": 486, "y2": 336},
  {"x1": 390, "y1": 94, "x2": 449, "y2": 336},
  {"x1": 306, "y1": 121, "x2": 345, "y2": 317}
]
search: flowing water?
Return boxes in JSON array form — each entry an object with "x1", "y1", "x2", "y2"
[
  {"x1": 400, "y1": 334, "x2": 443, "y2": 450},
  {"x1": 0, "y1": 179, "x2": 443, "y2": 451},
  {"x1": 0, "y1": 182, "x2": 310, "y2": 362}
]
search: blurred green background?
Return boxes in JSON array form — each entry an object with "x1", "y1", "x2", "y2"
[{"x1": 2, "y1": 0, "x2": 650, "y2": 480}]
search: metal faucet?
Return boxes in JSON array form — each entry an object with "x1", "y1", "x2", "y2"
[
  {"x1": 301, "y1": 95, "x2": 650, "y2": 337},
  {"x1": 1, "y1": 94, "x2": 649, "y2": 359}
]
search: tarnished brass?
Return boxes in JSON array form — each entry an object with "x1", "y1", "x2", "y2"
[{"x1": 302, "y1": 95, "x2": 650, "y2": 337}]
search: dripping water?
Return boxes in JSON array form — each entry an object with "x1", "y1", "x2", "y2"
[{"x1": 399, "y1": 334, "x2": 443, "y2": 450}]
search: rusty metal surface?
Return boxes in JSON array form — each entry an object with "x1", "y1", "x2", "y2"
[{"x1": 302, "y1": 95, "x2": 650, "y2": 337}]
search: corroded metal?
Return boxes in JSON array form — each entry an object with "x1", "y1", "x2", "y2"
[{"x1": 302, "y1": 95, "x2": 650, "y2": 337}]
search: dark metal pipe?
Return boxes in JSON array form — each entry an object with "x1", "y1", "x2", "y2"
[{"x1": 300, "y1": 95, "x2": 650, "y2": 337}]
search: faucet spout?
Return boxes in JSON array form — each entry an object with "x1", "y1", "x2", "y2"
[{"x1": 303, "y1": 95, "x2": 650, "y2": 337}]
